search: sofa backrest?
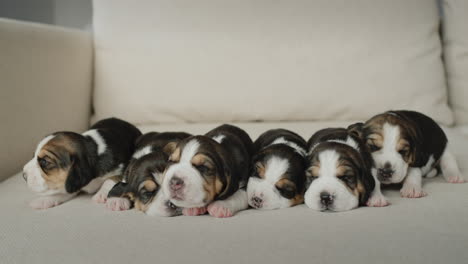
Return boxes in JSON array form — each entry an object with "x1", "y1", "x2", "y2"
[{"x1": 92, "y1": 0, "x2": 454, "y2": 126}]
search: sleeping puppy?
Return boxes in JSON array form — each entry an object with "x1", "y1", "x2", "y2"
[
  {"x1": 105, "y1": 132, "x2": 191, "y2": 216},
  {"x1": 22, "y1": 118, "x2": 141, "y2": 209},
  {"x1": 162, "y1": 124, "x2": 254, "y2": 218},
  {"x1": 304, "y1": 127, "x2": 375, "y2": 211},
  {"x1": 247, "y1": 129, "x2": 307, "y2": 210},
  {"x1": 354, "y1": 110, "x2": 465, "y2": 206}
]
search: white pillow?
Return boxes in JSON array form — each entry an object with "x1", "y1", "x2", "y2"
[
  {"x1": 443, "y1": 0, "x2": 468, "y2": 125},
  {"x1": 92, "y1": 0, "x2": 453, "y2": 125}
]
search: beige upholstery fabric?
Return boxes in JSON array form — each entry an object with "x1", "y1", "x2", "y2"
[
  {"x1": 0, "y1": 19, "x2": 93, "y2": 181},
  {"x1": 442, "y1": 0, "x2": 468, "y2": 125},
  {"x1": 1, "y1": 122, "x2": 467, "y2": 264},
  {"x1": 92, "y1": 0, "x2": 453, "y2": 126}
]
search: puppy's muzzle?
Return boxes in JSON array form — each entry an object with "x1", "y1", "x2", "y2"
[
  {"x1": 377, "y1": 163, "x2": 394, "y2": 181},
  {"x1": 250, "y1": 196, "x2": 263, "y2": 208},
  {"x1": 170, "y1": 176, "x2": 184, "y2": 191},
  {"x1": 320, "y1": 191, "x2": 333, "y2": 207}
]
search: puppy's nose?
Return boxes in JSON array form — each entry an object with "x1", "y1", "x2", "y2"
[
  {"x1": 22, "y1": 172, "x2": 27, "y2": 181},
  {"x1": 251, "y1": 196, "x2": 263, "y2": 208},
  {"x1": 378, "y1": 164, "x2": 394, "y2": 179},
  {"x1": 320, "y1": 192, "x2": 333, "y2": 206},
  {"x1": 169, "y1": 177, "x2": 184, "y2": 191}
]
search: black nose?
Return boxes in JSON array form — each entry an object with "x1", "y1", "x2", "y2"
[
  {"x1": 170, "y1": 177, "x2": 184, "y2": 191},
  {"x1": 251, "y1": 196, "x2": 263, "y2": 208},
  {"x1": 320, "y1": 192, "x2": 333, "y2": 206},
  {"x1": 378, "y1": 166, "x2": 394, "y2": 179},
  {"x1": 22, "y1": 172, "x2": 27, "y2": 181}
]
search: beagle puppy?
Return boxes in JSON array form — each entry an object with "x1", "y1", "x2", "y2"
[
  {"x1": 105, "y1": 132, "x2": 191, "y2": 217},
  {"x1": 162, "y1": 124, "x2": 254, "y2": 218},
  {"x1": 354, "y1": 110, "x2": 465, "y2": 207},
  {"x1": 23, "y1": 118, "x2": 141, "y2": 209},
  {"x1": 247, "y1": 129, "x2": 307, "y2": 210},
  {"x1": 304, "y1": 127, "x2": 375, "y2": 211}
]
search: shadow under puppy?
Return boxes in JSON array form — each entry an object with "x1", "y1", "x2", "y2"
[
  {"x1": 353, "y1": 110, "x2": 465, "y2": 207},
  {"x1": 23, "y1": 118, "x2": 141, "y2": 209},
  {"x1": 304, "y1": 126, "x2": 375, "y2": 211},
  {"x1": 247, "y1": 129, "x2": 307, "y2": 210},
  {"x1": 105, "y1": 132, "x2": 191, "y2": 216},
  {"x1": 162, "y1": 124, "x2": 254, "y2": 218}
]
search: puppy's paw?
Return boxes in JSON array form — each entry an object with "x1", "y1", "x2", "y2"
[
  {"x1": 366, "y1": 194, "x2": 390, "y2": 207},
  {"x1": 207, "y1": 201, "x2": 233, "y2": 218},
  {"x1": 106, "y1": 197, "x2": 131, "y2": 211},
  {"x1": 400, "y1": 184, "x2": 427, "y2": 198},
  {"x1": 447, "y1": 174, "x2": 465, "y2": 184},
  {"x1": 30, "y1": 197, "x2": 60, "y2": 209},
  {"x1": 182, "y1": 207, "x2": 207, "y2": 216},
  {"x1": 92, "y1": 191, "x2": 108, "y2": 204}
]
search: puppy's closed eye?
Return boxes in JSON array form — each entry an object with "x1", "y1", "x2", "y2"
[{"x1": 275, "y1": 179, "x2": 297, "y2": 199}]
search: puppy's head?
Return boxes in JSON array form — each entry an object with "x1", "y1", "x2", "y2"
[
  {"x1": 162, "y1": 136, "x2": 232, "y2": 208},
  {"x1": 111, "y1": 151, "x2": 182, "y2": 217},
  {"x1": 23, "y1": 132, "x2": 93, "y2": 195},
  {"x1": 360, "y1": 113, "x2": 421, "y2": 184},
  {"x1": 304, "y1": 142, "x2": 373, "y2": 212},
  {"x1": 247, "y1": 145, "x2": 305, "y2": 210}
]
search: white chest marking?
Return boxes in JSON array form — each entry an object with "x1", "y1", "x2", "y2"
[
  {"x1": 270, "y1": 137, "x2": 307, "y2": 157},
  {"x1": 83, "y1": 129, "x2": 107, "y2": 155},
  {"x1": 132, "y1": 146, "x2": 152, "y2": 159},
  {"x1": 212, "y1": 135, "x2": 226, "y2": 144}
]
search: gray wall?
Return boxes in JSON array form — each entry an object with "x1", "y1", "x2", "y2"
[{"x1": 0, "y1": 0, "x2": 92, "y2": 30}]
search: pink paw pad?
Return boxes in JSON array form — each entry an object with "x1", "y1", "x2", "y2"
[
  {"x1": 106, "y1": 198, "x2": 131, "y2": 211},
  {"x1": 400, "y1": 187, "x2": 427, "y2": 198},
  {"x1": 447, "y1": 176, "x2": 465, "y2": 184},
  {"x1": 207, "y1": 203, "x2": 233, "y2": 218},
  {"x1": 182, "y1": 207, "x2": 207, "y2": 216},
  {"x1": 92, "y1": 192, "x2": 107, "y2": 204},
  {"x1": 366, "y1": 196, "x2": 390, "y2": 207}
]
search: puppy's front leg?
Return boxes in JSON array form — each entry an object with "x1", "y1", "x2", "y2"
[
  {"x1": 400, "y1": 168, "x2": 426, "y2": 198},
  {"x1": 207, "y1": 189, "x2": 248, "y2": 218},
  {"x1": 440, "y1": 149, "x2": 465, "y2": 183},
  {"x1": 367, "y1": 168, "x2": 390, "y2": 207},
  {"x1": 30, "y1": 193, "x2": 77, "y2": 209},
  {"x1": 92, "y1": 179, "x2": 118, "y2": 204}
]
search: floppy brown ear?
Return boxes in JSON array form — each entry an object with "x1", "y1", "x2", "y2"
[
  {"x1": 65, "y1": 154, "x2": 93, "y2": 193},
  {"x1": 347, "y1": 122, "x2": 365, "y2": 139},
  {"x1": 357, "y1": 167, "x2": 375, "y2": 205},
  {"x1": 275, "y1": 178, "x2": 297, "y2": 199}
]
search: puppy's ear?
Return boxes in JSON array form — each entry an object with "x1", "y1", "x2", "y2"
[
  {"x1": 357, "y1": 167, "x2": 375, "y2": 205},
  {"x1": 347, "y1": 122, "x2": 365, "y2": 139},
  {"x1": 107, "y1": 182, "x2": 128, "y2": 198},
  {"x1": 65, "y1": 154, "x2": 93, "y2": 193},
  {"x1": 275, "y1": 178, "x2": 297, "y2": 199}
]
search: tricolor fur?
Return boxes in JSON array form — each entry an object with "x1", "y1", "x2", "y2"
[
  {"x1": 23, "y1": 118, "x2": 141, "y2": 209},
  {"x1": 247, "y1": 129, "x2": 307, "y2": 210},
  {"x1": 162, "y1": 124, "x2": 254, "y2": 218}
]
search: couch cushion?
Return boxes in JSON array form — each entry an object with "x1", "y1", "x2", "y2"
[
  {"x1": 442, "y1": 0, "x2": 468, "y2": 125},
  {"x1": 1, "y1": 121, "x2": 467, "y2": 264},
  {"x1": 92, "y1": 0, "x2": 453, "y2": 126}
]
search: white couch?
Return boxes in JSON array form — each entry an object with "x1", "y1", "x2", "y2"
[{"x1": 1, "y1": 1, "x2": 468, "y2": 263}]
